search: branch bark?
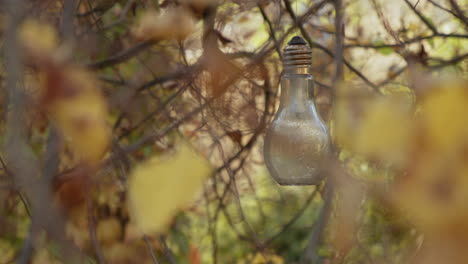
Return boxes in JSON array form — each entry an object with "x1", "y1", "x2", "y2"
[
  {"x1": 301, "y1": 183, "x2": 334, "y2": 264},
  {"x1": 4, "y1": 1, "x2": 85, "y2": 263}
]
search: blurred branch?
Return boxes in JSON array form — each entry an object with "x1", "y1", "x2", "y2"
[
  {"x1": 87, "y1": 40, "x2": 156, "y2": 69},
  {"x1": 370, "y1": 0, "x2": 401, "y2": 43},
  {"x1": 333, "y1": 0, "x2": 344, "y2": 85},
  {"x1": 121, "y1": 85, "x2": 213, "y2": 154},
  {"x1": 117, "y1": 41, "x2": 275, "y2": 160},
  {"x1": 137, "y1": 64, "x2": 202, "y2": 92},
  {"x1": 77, "y1": 0, "x2": 115, "y2": 17},
  {"x1": 3, "y1": 1, "x2": 85, "y2": 263},
  {"x1": 448, "y1": 0, "x2": 468, "y2": 28},
  {"x1": 430, "y1": 52, "x2": 468, "y2": 69},
  {"x1": 283, "y1": 0, "x2": 329, "y2": 26},
  {"x1": 300, "y1": 182, "x2": 334, "y2": 264},
  {"x1": 60, "y1": 0, "x2": 78, "y2": 41},
  {"x1": 427, "y1": 0, "x2": 462, "y2": 21},
  {"x1": 0, "y1": 155, "x2": 31, "y2": 217},
  {"x1": 160, "y1": 235, "x2": 177, "y2": 264},
  {"x1": 16, "y1": 225, "x2": 39, "y2": 264},
  {"x1": 3, "y1": 2, "x2": 41, "y2": 263},
  {"x1": 258, "y1": 4, "x2": 282, "y2": 59},
  {"x1": 118, "y1": 85, "x2": 187, "y2": 139},
  {"x1": 87, "y1": 197, "x2": 106, "y2": 264},
  {"x1": 42, "y1": 127, "x2": 61, "y2": 182},
  {"x1": 143, "y1": 235, "x2": 160, "y2": 264},
  {"x1": 346, "y1": 33, "x2": 468, "y2": 49},
  {"x1": 377, "y1": 66, "x2": 407, "y2": 87},
  {"x1": 205, "y1": 62, "x2": 272, "y2": 252}
]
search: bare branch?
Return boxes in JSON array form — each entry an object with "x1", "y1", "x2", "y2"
[
  {"x1": 4, "y1": 1, "x2": 86, "y2": 262},
  {"x1": 334, "y1": 0, "x2": 344, "y2": 85},
  {"x1": 258, "y1": 4, "x2": 283, "y2": 59},
  {"x1": 87, "y1": 40, "x2": 156, "y2": 69},
  {"x1": 283, "y1": 0, "x2": 380, "y2": 92},
  {"x1": 448, "y1": 0, "x2": 468, "y2": 27},
  {"x1": 143, "y1": 235, "x2": 160, "y2": 264},
  {"x1": 402, "y1": 0, "x2": 438, "y2": 34}
]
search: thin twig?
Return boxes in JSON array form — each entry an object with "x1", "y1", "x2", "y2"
[
  {"x1": 143, "y1": 235, "x2": 160, "y2": 264},
  {"x1": 160, "y1": 235, "x2": 177, "y2": 264},
  {"x1": 265, "y1": 187, "x2": 320, "y2": 244},
  {"x1": 60, "y1": 0, "x2": 77, "y2": 41},
  {"x1": 283, "y1": 0, "x2": 380, "y2": 92},
  {"x1": 87, "y1": 40, "x2": 156, "y2": 69},
  {"x1": 402, "y1": 0, "x2": 438, "y2": 33},
  {"x1": 333, "y1": 0, "x2": 344, "y2": 85},
  {"x1": 87, "y1": 197, "x2": 106, "y2": 264},
  {"x1": 258, "y1": 4, "x2": 283, "y2": 59},
  {"x1": 448, "y1": 0, "x2": 468, "y2": 27}
]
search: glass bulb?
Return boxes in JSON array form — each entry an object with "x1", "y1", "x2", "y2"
[{"x1": 264, "y1": 36, "x2": 330, "y2": 185}]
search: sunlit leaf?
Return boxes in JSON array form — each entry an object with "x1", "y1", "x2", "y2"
[
  {"x1": 19, "y1": 19, "x2": 59, "y2": 60},
  {"x1": 377, "y1": 46, "x2": 393, "y2": 55},
  {"x1": 128, "y1": 140, "x2": 212, "y2": 234},
  {"x1": 97, "y1": 218, "x2": 123, "y2": 245},
  {"x1": 45, "y1": 67, "x2": 110, "y2": 165},
  {"x1": 373, "y1": 40, "x2": 394, "y2": 56},
  {"x1": 132, "y1": 8, "x2": 196, "y2": 41},
  {"x1": 243, "y1": 252, "x2": 284, "y2": 264},
  {"x1": 355, "y1": 97, "x2": 413, "y2": 166},
  {"x1": 0, "y1": 239, "x2": 14, "y2": 263},
  {"x1": 393, "y1": 80, "x2": 468, "y2": 237},
  {"x1": 421, "y1": 82, "x2": 468, "y2": 152}
]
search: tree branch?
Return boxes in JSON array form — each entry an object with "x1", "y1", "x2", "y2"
[
  {"x1": 301, "y1": 182, "x2": 334, "y2": 264},
  {"x1": 283, "y1": 0, "x2": 380, "y2": 92},
  {"x1": 143, "y1": 235, "x2": 160, "y2": 264},
  {"x1": 402, "y1": 0, "x2": 438, "y2": 34},
  {"x1": 87, "y1": 40, "x2": 156, "y2": 69}
]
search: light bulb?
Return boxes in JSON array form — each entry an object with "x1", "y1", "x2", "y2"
[{"x1": 264, "y1": 36, "x2": 330, "y2": 185}]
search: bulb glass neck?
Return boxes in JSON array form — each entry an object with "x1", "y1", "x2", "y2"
[{"x1": 282, "y1": 36, "x2": 312, "y2": 75}]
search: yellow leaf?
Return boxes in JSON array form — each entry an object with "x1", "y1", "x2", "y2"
[
  {"x1": 242, "y1": 253, "x2": 284, "y2": 264},
  {"x1": 0, "y1": 239, "x2": 14, "y2": 263},
  {"x1": 32, "y1": 248, "x2": 61, "y2": 264},
  {"x1": 47, "y1": 67, "x2": 110, "y2": 165},
  {"x1": 333, "y1": 83, "x2": 361, "y2": 149},
  {"x1": 103, "y1": 243, "x2": 134, "y2": 263},
  {"x1": 132, "y1": 8, "x2": 195, "y2": 41},
  {"x1": 355, "y1": 98, "x2": 413, "y2": 166},
  {"x1": 97, "y1": 218, "x2": 123, "y2": 245},
  {"x1": 128, "y1": 141, "x2": 212, "y2": 234},
  {"x1": 394, "y1": 153, "x2": 468, "y2": 237},
  {"x1": 19, "y1": 19, "x2": 59, "y2": 60},
  {"x1": 421, "y1": 82, "x2": 468, "y2": 152},
  {"x1": 334, "y1": 98, "x2": 356, "y2": 149},
  {"x1": 393, "y1": 80, "x2": 468, "y2": 237}
]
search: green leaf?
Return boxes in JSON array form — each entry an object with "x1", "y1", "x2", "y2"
[
  {"x1": 377, "y1": 46, "x2": 393, "y2": 55},
  {"x1": 374, "y1": 40, "x2": 394, "y2": 55}
]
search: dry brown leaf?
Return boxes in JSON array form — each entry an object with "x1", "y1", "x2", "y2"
[{"x1": 43, "y1": 66, "x2": 110, "y2": 166}]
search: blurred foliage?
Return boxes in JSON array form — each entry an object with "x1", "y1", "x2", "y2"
[{"x1": 0, "y1": 0, "x2": 467, "y2": 264}]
